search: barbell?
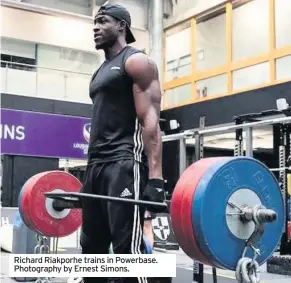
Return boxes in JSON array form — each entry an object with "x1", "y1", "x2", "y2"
[{"x1": 18, "y1": 156, "x2": 285, "y2": 273}]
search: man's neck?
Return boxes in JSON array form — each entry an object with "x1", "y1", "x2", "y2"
[{"x1": 104, "y1": 38, "x2": 127, "y2": 60}]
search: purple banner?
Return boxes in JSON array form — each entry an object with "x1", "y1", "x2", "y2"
[{"x1": 0, "y1": 108, "x2": 91, "y2": 159}]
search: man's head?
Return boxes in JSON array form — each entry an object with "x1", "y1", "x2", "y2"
[{"x1": 93, "y1": 3, "x2": 136, "y2": 50}]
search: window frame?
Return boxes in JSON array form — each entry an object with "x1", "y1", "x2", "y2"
[{"x1": 162, "y1": 0, "x2": 291, "y2": 110}]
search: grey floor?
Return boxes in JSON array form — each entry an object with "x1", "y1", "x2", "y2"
[{"x1": 1, "y1": 248, "x2": 291, "y2": 283}]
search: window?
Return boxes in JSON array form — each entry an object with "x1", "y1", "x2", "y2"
[
  {"x1": 196, "y1": 10, "x2": 226, "y2": 71},
  {"x1": 165, "y1": 22, "x2": 191, "y2": 82},
  {"x1": 164, "y1": 84, "x2": 192, "y2": 108},
  {"x1": 196, "y1": 74, "x2": 227, "y2": 98},
  {"x1": 37, "y1": 44, "x2": 102, "y2": 74},
  {"x1": 275, "y1": 0, "x2": 291, "y2": 49},
  {"x1": 162, "y1": 0, "x2": 291, "y2": 108},
  {"x1": 232, "y1": 0, "x2": 269, "y2": 61},
  {"x1": 276, "y1": 55, "x2": 291, "y2": 81},
  {"x1": 1, "y1": 38, "x2": 36, "y2": 71},
  {"x1": 1, "y1": 38, "x2": 37, "y2": 96},
  {"x1": 36, "y1": 44, "x2": 101, "y2": 102},
  {"x1": 232, "y1": 62, "x2": 270, "y2": 91},
  {"x1": 1, "y1": 54, "x2": 36, "y2": 71}
]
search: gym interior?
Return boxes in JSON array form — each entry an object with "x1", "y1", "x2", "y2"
[{"x1": 1, "y1": 0, "x2": 291, "y2": 283}]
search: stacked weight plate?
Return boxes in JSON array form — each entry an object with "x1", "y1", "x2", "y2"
[
  {"x1": 170, "y1": 157, "x2": 285, "y2": 270},
  {"x1": 18, "y1": 171, "x2": 83, "y2": 238}
]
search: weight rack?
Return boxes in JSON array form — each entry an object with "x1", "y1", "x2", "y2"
[{"x1": 161, "y1": 108, "x2": 291, "y2": 282}]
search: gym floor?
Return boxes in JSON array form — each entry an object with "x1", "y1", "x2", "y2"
[{"x1": 1, "y1": 249, "x2": 290, "y2": 283}]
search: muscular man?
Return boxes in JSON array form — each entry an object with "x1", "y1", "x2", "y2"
[{"x1": 80, "y1": 3, "x2": 165, "y2": 283}]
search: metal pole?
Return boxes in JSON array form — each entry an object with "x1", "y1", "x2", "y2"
[
  {"x1": 162, "y1": 131, "x2": 193, "y2": 142},
  {"x1": 198, "y1": 116, "x2": 291, "y2": 136},
  {"x1": 279, "y1": 124, "x2": 288, "y2": 255},
  {"x1": 45, "y1": 192, "x2": 169, "y2": 210},
  {"x1": 270, "y1": 167, "x2": 291, "y2": 172},
  {"x1": 193, "y1": 116, "x2": 205, "y2": 283},
  {"x1": 149, "y1": 0, "x2": 163, "y2": 80},
  {"x1": 234, "y1": 119, "x2": 243, "y2": 157},
  {"x1": 179, "y1": 138, "x2": 187, "y2": 175},
  {"x1": 195, "y1": 116, "x2": 205, "y2": 160},
  {"x1": 162, "y1": 116, "x2": 291, "y2": 143},
  {"x1": 245, "y1": 127, "x2": 253, "y2": 157},
  {"x1": 64, "y1": 159, "x2": 69, "y2": 173}
]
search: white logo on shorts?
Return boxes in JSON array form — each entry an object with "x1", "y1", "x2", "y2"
[{"x1": 120, "y1": 188, "x2": 132, "y2": 197}]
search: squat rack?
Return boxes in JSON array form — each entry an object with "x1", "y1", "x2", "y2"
[{"x1": 162, "y1": 114, "x2": 291, "y2": 283}]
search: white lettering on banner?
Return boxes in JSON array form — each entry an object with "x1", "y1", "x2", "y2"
[
  {"x1": 73, "y1": 143, "x2": 88, "y2": 154},
  {"x1": 8, "y1": 254, "x2": 176, "y2": 278},
  {"x1": 0, "y1": 124, "x2": 25, "y2": 140}
]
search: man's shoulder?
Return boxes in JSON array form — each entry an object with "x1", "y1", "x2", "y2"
[
  {"x1": 125, "y1": 45, "x2": 145, "y2": 54},
  {"x1": 122, "y1": 46, "x2": 148, "y2": 62},
  {"x1": 125, "y1": 51, "x2": 157, "y2": 79}
]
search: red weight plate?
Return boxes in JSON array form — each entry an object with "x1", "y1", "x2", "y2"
[
  {"x1": 22, "y1": 170, "x2": 82, "y2": 237},
  {"x1": 180, "y1": 157, "x2": 225, "y2": 266},
  {"x1": 288, "y1": 222, "x2": 291, "y2": 239},
  {"x1": 170, "y1": 170, "x2": 190, "y2": 259},
  {"x1": 171, "y1": 158, "x2": 215, "y2": 264}
]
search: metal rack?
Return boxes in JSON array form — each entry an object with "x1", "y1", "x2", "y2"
[{"x1": 161, "y1": 113, "x2": 291, "y2": 283}]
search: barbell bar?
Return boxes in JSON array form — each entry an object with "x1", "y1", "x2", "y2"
[
  {"x1": 45, "y1": 192, "x2": 170, "y2": 212},
  {"x1": 18, "y1": 156, "x2": 285, "y2": 274},
  {"x1": 46, "y1": 193, "x2": 277, "y2": 225}
]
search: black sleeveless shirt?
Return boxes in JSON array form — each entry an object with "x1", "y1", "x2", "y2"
[{"x1": 87, "y1": 46, "x2": 147, "y2": 164}]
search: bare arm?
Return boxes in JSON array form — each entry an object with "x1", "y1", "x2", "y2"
[{"x1": 125, "y1": 53, "x2": 163, "y2": 179}]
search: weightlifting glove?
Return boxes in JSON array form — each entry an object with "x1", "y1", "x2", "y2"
[{"x1": 143, "y1": 179, "x2": 166, "y2": 213}]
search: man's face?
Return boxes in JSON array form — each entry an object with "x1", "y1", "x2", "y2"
[{"x1": 93, "y1": 14, "x2": 121, "y2": 50}]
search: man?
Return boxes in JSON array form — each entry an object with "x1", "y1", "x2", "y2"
[{"x1": 80, "y1": 3, "x2": 166, "y2": 283}]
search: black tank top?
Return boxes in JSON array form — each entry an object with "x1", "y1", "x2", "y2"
[{"x1": 87, "y1": 46, "x2": 147, "y2": 164}]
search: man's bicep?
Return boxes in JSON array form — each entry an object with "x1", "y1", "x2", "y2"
[
  {"x1": 126, "y1": 53, "x2": 162, "y2": 124},
  {"x1": 133, "y1": 80, "x2": 161, "y2": 126}
]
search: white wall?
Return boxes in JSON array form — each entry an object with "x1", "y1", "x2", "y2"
[
  {"x1": 1, "y1": 66, "x2": 93, "y2": 104},
  {"x1": 23, "y1": 0, "x2": 92, "y2": 16},
  {"x1": 1, "y1": 37, "x2": 97, "y2": 104},
  {"x1": 1, "y1": 5, "x2": 150, "y2": 104},
  {"x1": 1, "y1": 6, "x2": 149, "y2": 53},
  {"x1": 109, "y1": 0, "x2": 148, "y2": 29}
]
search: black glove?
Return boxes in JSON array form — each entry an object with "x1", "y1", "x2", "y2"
[{"x1": 143, "y1": 179, "x2": 166, "y2": 213}]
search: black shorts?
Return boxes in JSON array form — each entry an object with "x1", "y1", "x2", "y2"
[{"x1": 80, "y1": 159, "x2": 149, "y2": 255}]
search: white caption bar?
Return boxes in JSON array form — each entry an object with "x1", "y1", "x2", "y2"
[{"x1": 9, "y1": 254, "x2": 176, "y2": 278}]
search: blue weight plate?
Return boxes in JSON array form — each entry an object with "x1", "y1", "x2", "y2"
[{"x1": 192, "y1": 157, "x2": 284, "y2": 270}]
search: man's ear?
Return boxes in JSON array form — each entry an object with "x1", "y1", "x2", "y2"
[{"x1": 118, "y1": 20, "x2": 126, "y2": 33}]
